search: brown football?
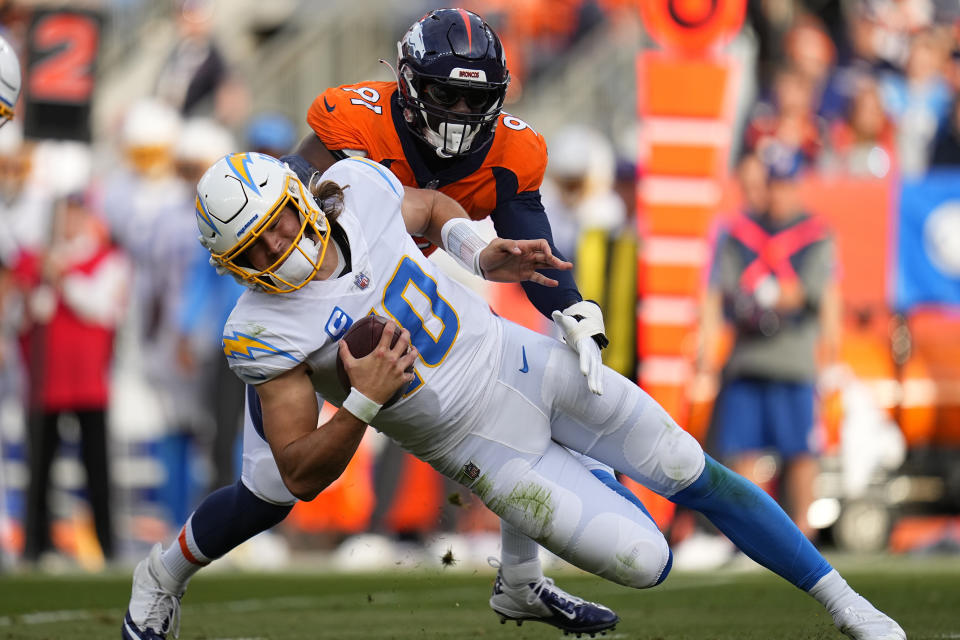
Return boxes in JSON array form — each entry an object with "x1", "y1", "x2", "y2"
[{"x1": 335, "y1": 315, "x2": 410, "y2": 407}]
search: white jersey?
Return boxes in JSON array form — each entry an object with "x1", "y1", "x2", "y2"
[{"x1": 222, "y1": 157, "x2": 501, "y2": 462}]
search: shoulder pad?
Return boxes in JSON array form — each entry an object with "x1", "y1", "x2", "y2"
[
  {"x1": 489, "y1": 112, "x2": 548, "y2": 192},
  {"x1": 307, "y1": 81, "x2": 396, "y2": 153}
]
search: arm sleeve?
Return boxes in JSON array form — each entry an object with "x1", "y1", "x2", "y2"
[{"x1": 490, "y1": 190, "x2": 582, "y2": 318}]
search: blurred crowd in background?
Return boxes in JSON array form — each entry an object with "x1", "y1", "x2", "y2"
[{"x1": 1, "y1": 0, "x2": 959, "y2": 574}]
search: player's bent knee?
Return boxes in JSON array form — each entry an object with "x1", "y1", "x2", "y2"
[
  {"x1": 619, "y1": 534, "x2": 672, "y2": 589},
  {"x1": 574, "y1": 513, "x2": 671, "y2": 589},
  {"x1": 654, "y1": 547, "x2": 673, "y2": 586},
  {"x1": 655, "y1": 422, "x2": 706, "y2": 490}
]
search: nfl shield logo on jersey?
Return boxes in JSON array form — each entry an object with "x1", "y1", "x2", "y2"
[
  {"x1": 354, "y1": 272, "x2": 370, "y2": 290},
  {"x1": 462, "y1": 461, "x2": 481, "y2": 480}
]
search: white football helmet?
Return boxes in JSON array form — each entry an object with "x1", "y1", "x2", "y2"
[
  {"x1": 0, "y1": 34, "x2": 22, "y2": 125},
  {"x1": 195, "y1": 152, "x2": 331, "y2": 293}
]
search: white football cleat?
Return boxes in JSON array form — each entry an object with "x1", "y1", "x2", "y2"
[
  {"x1": 121, "y1": 543, "x2": 185, "y2": 639},
  {"x1": 833, "y1": 597, "x2": 906, "y2": 640}
]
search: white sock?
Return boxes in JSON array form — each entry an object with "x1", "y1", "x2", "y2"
[
  {"x1": 808, "y1": 569, "x2": 861, "y2": 615},
  {"x1": 499, "y1": 520, "x2": 540, "y2": 568},
  {"x1": 160, "y1": 516, "x2": 210, "y2": 586},
  {"x1": 500, "y1": 557, "x2": 543, "y2": 588}
]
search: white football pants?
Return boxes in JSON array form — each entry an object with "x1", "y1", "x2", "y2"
[{"x1": 239, "y1": 317, "x2": 706, "y2": 587}]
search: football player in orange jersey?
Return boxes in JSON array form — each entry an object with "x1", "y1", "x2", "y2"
[{"x1": 124, "y1": 9, "x2": 626, "y2": 639}]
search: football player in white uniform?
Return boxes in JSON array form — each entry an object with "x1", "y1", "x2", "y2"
[
  {"x1": 0, "y1": 34, "x2": 20, "y2": 126},
  {"x1": 123, "y1": 152, "x2": 905, "y2": 640},
  {"x1": 125, "y1": 10, "x2": 630, "y2": 637}
]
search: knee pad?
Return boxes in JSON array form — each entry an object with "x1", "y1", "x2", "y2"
[
  {"x1": 575, "y1": 512, "x2": 671, "y2": 589},
  {"x1": 655, "y1": 420, "x2": 706, "y2": 491}
]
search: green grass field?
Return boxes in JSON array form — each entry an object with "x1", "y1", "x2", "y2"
[{"x1": 0, "y1": 554, "x2": 957, "y2": 639}]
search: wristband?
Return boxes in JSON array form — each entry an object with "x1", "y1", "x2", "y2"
[
  {"x1": 341, "y1": 387, "x2": 382, "y2": 424},
  {"x1": 440, "y1": 218, "x2": 487, "y2": 278}
]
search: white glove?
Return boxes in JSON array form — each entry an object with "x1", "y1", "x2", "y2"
[{"x1": 551, "y1": 300, "x2": 608, "y2": 395}]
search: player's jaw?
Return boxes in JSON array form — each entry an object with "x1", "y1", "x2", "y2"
[{"x1": 240, "y1": 204, "x2": 331, "y2": 289}]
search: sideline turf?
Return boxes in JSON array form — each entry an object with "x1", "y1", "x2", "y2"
[{"x1": 0, "y1": 555, "x2": 956, "y2": 639}]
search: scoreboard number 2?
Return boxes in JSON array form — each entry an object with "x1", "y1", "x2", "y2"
[{"x1": 29, "y1": 12, "x2": 99, "y2": 103}]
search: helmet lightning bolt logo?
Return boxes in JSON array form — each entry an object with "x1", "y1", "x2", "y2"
[
  {"x1": 222, "y1": 331, "x2": 298, "y2": 363},
  {"x1": 226, "y1": 152, "x2": 261, "y2": 196},
  {"x1": 195, "y1": 194, "x2": 219, "y2": 235}
]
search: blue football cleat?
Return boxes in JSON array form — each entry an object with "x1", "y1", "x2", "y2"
[
  {"x1": 489, "y1": 569, "x2": 619, "y2": 637},
  {"x1": 121, "y1": 544, "x2": 183, "y2": 639}
]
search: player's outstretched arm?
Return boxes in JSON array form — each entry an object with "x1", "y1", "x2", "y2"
[{"x1": 401, "y1": 186, "x2": 570, "y2": 285}]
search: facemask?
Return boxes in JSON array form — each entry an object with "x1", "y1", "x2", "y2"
[
  {"x1": 424, "y1": 121, "x2": 476, "y2": 157},
  {"x1": 271, "y1": 236, "x2": 321, "y2": 288}
]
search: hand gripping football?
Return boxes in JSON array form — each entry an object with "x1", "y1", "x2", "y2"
[{"x1": 335, "y1": 315, "x2": 411, "y2": 408}]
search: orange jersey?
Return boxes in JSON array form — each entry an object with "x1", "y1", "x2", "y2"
[{"x1": 306, "y1": 81, "x2": 548, "y2": 251}]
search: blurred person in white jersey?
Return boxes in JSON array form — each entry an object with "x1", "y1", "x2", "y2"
[{"x1": 0, "y1": 31, "x2": 23, "y2": 573}]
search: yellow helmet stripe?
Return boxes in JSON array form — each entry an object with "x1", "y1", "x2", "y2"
[{"x1": 196, "y1": 194, "x2": 219, "y2": 235}]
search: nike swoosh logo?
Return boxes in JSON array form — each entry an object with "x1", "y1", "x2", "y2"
[
  {"x1": 519, "y1": 346, "x2": 528, "y2": 373},
  {"x1": 323, "y1": 97, "x2": 335, "y2": 112},
  {"x1": 550, "y1": 603, "x2": 578, "y2": 621}
]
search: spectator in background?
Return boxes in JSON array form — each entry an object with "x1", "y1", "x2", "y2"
[
  {"x1": 879, "y1": 29, "x2": 952, "y2": 176},
  {"x1": 18, "y1": 192, "x2": 129, "y2": 566},
  {"x1": 703, "y1": 148, "x2": 836, "y2": 542},
  {"x1": 695, "y1": 152, "x2": 771, "y2": 393},
  {"x1": 246, "y1": 112, "x2": 296, "y2": 158},
  {"x1": 930, "y1": 94, "x2": 960, "y2": 166},
  {"x1": 815, "y1": 3, "x2": 900, "y2": 122},
  {"x1": 542, "y1": 126, "x2": 631, "y2": 374},
  {"x1": 744, "y1": 65, "x2": 826, "y2": 168},
  {"x1": 543, "y1": 125, "x2": 636, "y2": 374},
  {"x1": 603, "y1": 158, "x2": 639, "y2": 378},
  {"x1": 826, "y1": 76, "x2": 895, "y2": 177},
  {"x1": 783, "y1": 15, "x2": 843, "y2": 120},
  {"x1": 103, "y1": 98, "x2": 197, "y2": 526},
  {"x1": 153, "y1": 0, "x2": 249, "y2": 127},
  {"x1": 172, "y1": 118, "x2": 242, "y2": 492},
  {"x1": 541, "y1": 124, "x2": 624, "y2": 262},
  {"x1": 154, "y1": 0, "x2": 227, "y2": 116}
]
